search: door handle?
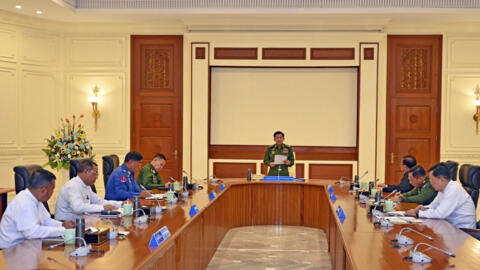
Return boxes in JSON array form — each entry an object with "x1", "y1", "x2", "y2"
[
  {"x1": 174, "y1": 150, "x2": 178, "y2": 160},
  {"x1": 390, "y1": 152, "x2": 395, "y2": 164}
]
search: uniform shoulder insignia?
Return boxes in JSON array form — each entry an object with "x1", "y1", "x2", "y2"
[{"x1": 120, "y1": 176, "x2": 127, "y2": 183}]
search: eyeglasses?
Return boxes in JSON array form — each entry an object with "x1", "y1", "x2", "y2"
[{"x1": 87, "y1": 170, "x2": 99, "y2": 175}]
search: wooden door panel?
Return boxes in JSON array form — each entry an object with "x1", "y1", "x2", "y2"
[
  {"x1": 131, "y1": 35, "x2": 183, "y2": 182},
  {"x1": 386, "y1": 35, "x2": 441, "y2": 185}
]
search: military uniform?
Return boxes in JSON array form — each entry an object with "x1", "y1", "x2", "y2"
[
  {"x1": 400, "y1": 176, "x2": 437, "y2": 205},
  {"x1": 105, "y1": 164, "x2": 141, "y2": 201},
  {"x1": 263, "y1": 144, "x2": 294, "y2": 176},
  {"x1": 137, "y1": 163, "x2": 165, "y2": 190}
]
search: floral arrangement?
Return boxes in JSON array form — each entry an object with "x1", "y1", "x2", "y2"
[{"x1": 42, "y1": 114, "x2": 94, "y2": 170}]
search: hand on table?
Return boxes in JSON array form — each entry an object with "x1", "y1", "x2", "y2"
[
  {"x1": 139, "y1": 190, "x2": 150, "y2": 198},
  {"x1": 283, "y1": 160, "x2": 290, "y2": 165},
  {"x1": 62, "y1": 220, "x2": 75, "y2": 229},
  {"x1": 103, "y1": 205, "x2": 118, "y2": 211},
  {"x1": 270, "y1": 163, "x2": 276, "y2": 168},
  {"x1": 405, "y1": 205, "x2": 424, "y2": 217}
]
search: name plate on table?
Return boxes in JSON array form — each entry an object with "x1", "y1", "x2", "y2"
[
  {"x1": 149, "y1": 226, "x2": 171, "y2": 247},
  {"x1": 263, "y1": 176, "x2": 295, "y2": 181},
  {"x1": 209, "y1": 191, "x2": 216, "y2": 200},
  {"x1": 336, "y1": 205, "x2": 346, "y2": 224},
  {"x1": 219, "y1": 183, "x2": 226, "y2": 191},
  {"x1": 330, "y1": 192, "x2": 337, "y2": 203},
  {"x1": 189, "y1": 204, "x2": 199, "y2": 217}
]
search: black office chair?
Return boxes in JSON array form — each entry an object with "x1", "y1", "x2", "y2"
[
  {"x1": 459, "y1": 164, "x2": 480, "y2": 208},
  {"x1": 444, "y1": 160, "x2": 459, "y2": 181},
  {"x1": 13, "y1": 165, "x2": 51, "y2": 214},
  {"x1": 69, "y1": 159, "x2": 97, "y2": 193},
  {"x1": 102, "y1": 154, "x2": 119, "y2": 189}
]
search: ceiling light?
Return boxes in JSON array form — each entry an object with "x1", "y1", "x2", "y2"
[
  {"x1": 15, "y1": 5, "x2": 22, "y2": 9},
  {"x1": 36, "y1": 10, "x2": 43, "y2": 14}
]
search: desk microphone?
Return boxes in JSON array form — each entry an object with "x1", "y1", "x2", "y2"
[
  {"x1": 394, "y1": 227, "x2": 434, "y2": 245},
  {"x1": 104, "y1": 219, "x2": 118, "y2": 239},
  {"x1": 408, "y1": 242, "x2": 455, "y2": 263},
  {"x1": 359, "y1": 170, "x2": 368, "y2": 181},
  {"x1": 69, "y1": 237, "x2": 90, "y2": 257},
  {"x1": 383, "y1": 189, "x2": 398, "y2": 200},
  {"x1": 140, "y1": 185, "x2": 162, "y2": 214},
  {"x1": 133, "y1": 209, "x2": 148, "y2": 224}
]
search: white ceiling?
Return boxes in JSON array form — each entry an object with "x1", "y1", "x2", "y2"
[{"x1": 2, "y1": 0, "x2": 480, "y2": 29}]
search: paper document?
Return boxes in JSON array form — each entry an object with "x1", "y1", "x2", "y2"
[
  {"x1": 387, "y1": 211, "x2": 406, "y2": 216},
  {"x1": 146, "y1": 194, "x2": 166, "y2": 200},
  {"x1": 274, "y1": 155, "x2": 287, "y2": 165},
  {"x1": 385, "y1": 216, "x2": 423, "y2": 224}
]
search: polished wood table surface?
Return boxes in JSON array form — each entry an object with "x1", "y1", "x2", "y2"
[
  {"x1": 0, "y1": 188, "x2": 15, "y2": 221},
  {"x1": 0, "y1": 180, "x2": 478, "y2": 269}
]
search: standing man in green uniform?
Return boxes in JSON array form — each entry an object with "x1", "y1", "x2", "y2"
[
  {"x1": 391, "y1": 165, "x2": 437, "y2": 205},
  {"x1": 137, "y1": 153, "x2": 169, "y2": 190},
  {"x1": 263, "y1": 131, "x2": 295, "y2": 176}
]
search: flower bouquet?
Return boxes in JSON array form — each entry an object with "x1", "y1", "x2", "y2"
[{"x1": 42, "y1": 114, "x2": 94, "y2": 170}]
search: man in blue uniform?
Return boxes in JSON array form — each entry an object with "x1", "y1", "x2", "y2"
[{"x1": 105, "y1": 151, "x2": 149, "y2": 201}]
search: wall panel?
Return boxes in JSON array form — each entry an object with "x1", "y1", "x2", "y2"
[
  {"x1": 66, "y1": 37, "x2": 125, "y2": 67},
  {"x1": 21, "y1": 33, "x2": 59, "y2": 66},
  {"x1": 0, "y1": 28, "x2": 17, "y2": 62},
  {"x1": 0, "y1": 67, "x2": 17, "y2": 147}
]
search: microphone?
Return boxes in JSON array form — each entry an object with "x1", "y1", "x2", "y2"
[
  {"x1": 103, "y1": 219, "x2": 118, "y2": 239},
  {"x1": 359, "y1": 170, "x2": 368, "y2": 181},
  {"x1": 69, "y1": 237, "x2": 90, "y2": 257},
  {"x1": 409, "y1": 242, "x2": 455, "y2": 263},
  {"x1": 140, "y1": 185, "x2": 162, "y2": 214},
  {"x1": 383, "y1": 189, "x2": 398, "y2": 200},
  {"x1": 394, "y1": 227, "x2": 434, "y2": 245},
  {"x1": 133, "y1": 209, "x2": 148, "y2": 224}
]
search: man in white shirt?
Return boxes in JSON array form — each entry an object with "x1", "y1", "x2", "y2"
[
  {"x1": 0, "y1": 169, "x2": 75, "y2": 248},
  {"x1": 406, "y1": 163, "x2": 477, "y2": 229},
  {"x1": 55, "y1": 159, "x2": 122, "y2": 220}
]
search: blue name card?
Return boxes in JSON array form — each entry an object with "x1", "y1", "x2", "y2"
[
  {"x1": 330, "y1": 192, "x2": 337, "y2": 203},
  {"x1": 209, "y1": 191, "x2": 216, "y2": 200},
  {"x1": 327, "y1": 185, "x2": 334, "y2": 194},
  {"x1": 336, "y1": 205, "x2": 346, "y2": 219},
  {"x1": 219, "y1": 183, "x2": 226, "y2": 191},
  {"x1": 149, "y1": 226, "x2": 171, "y2": 247},
  {"x1": 189, "y1": 204, "x2": 199, "y2": 217}
]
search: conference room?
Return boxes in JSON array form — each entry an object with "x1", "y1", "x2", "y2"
[{"x1": 0, "y1": 0, "x2": 480, "y2": 269}]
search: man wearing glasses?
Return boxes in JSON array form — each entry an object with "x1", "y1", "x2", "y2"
[
  {"x1": 105, "y1": 151, "x2": 150, "y2": 201},
  {"x1": 55, "y1": 159, "x2": 122, "y2": 220}
]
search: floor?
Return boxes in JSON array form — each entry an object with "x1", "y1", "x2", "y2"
[{"x1": 207, "y1": 225, "x2": 332, "y2": 270}]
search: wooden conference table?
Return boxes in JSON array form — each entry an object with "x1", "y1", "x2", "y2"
[{"x1": 0, "y1": 179, "x2": 479, "y2": 269}]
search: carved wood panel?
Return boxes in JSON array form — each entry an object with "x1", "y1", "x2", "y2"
[
  {"x1": 213, "y1": 162, "x2": 256, "y2": 178},
  {"x1": 400, "y1": 48, "x2": 428, "y2": 90},
  {"x1": 141, "y1": 46, "x2": 173, "y2": 90},
  {"x1": 309, "y1": 164, "x2": 353, "y2": 180}
]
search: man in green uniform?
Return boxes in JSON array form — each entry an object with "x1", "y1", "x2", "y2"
[
  {"x1": 391, "y1": 165, "x2": 437, "y2": 205},
  {"x1": 263, "y1": 131, "x2": 295, "y2": 176},
  {"x1": 137, "y1": 153, "x2": 169, "y2": 190}
]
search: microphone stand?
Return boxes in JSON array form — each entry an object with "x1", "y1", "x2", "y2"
[
  {"x1": 140, "y1": 185, "x2": 162, "y2": 214},
  {"x1": 393, "y1": 227, "x2": 433, "y2": 246},
  {"x1": 408, "y1": 242, "x2": 455, "y2": 263}
]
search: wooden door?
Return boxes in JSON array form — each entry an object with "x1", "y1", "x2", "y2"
[
  {"x1": 131, "y1": 35, "x2": 183, "y2": 182},
  {"x1": 386, "y1": 35, "x2": 441, "y2": 185}
]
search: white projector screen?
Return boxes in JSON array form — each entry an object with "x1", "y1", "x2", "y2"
[{"x1": 210, "y1": 67, "x2": 358, "y2": 147}]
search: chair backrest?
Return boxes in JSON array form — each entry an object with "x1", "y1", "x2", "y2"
[
  {"x1": 467, "y1": 165, "x2": 480, "y2": 208},
  {"x1": 459, "y1": 164, "x2": 480, "y2": 208},
  {"x1": 102, "y1": 155, "x2": 120, "y2": 188},
  {"x1": 69, "y1": 159, "x2": 97, "y2": 193},
  {"x1": 459, "y1": 164, "x2": 472, "y2": 187},
  {"x1": 444, "y1": 160, "x2": 459, "y2": 181},
  {"x1": 12, "y1": 165, "x2": 51, "y2": 214},
  {"x1": 13, "y1": 165, "x2": 42, "y2": 194}
]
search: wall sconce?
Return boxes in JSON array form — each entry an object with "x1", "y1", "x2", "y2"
[
  {"x1": 474, "y1": 84, "x2": 480, "y2": 135},
  {"x1": 88, "y1": 85, "x2": 100, "y2": 131}
]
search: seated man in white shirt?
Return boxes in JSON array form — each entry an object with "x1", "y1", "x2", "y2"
[
  {"x1": 405, "y1": 163, "x2": 477, "y2": 229},
  {"x1": 0, "y1": 169, "x2": 75, "y2": 248},
  {"x1": 55, "y1": 159, "x2": 122, "y2": 221}
]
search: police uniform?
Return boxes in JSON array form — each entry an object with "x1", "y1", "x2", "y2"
[
  {"x1": 263, "y1": 143, "x2": 294, "y2": 176},
  {"x1": 137, "y1": 163, "x2": 165, "y2": 190},
  {"x1": 400, "y1": 176, "x2": 438, "y2": 205},
  {"x1": 105, "y1": 164, "x2": 141, "y2": 201}
]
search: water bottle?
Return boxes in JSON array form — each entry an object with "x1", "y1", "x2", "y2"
[
  {"x1": 75, "y1": 217, "x2": 85, "y2": 246},
  {"x1": 247, "y1": 168, "x2": 252, "y2": 181},
  {"x1": 133, "y1": 196, "x2": 140, "y2": 217},
  {"x1": 183, "y1": 176, "x2": 189, "y2": 190}
]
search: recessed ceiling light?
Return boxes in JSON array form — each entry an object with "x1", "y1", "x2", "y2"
[
  {"x1": 15, "y1": 5, "x2": 22, "y2": 9},
  {"x1": 36, "y1": 10, "x2": 43, "y2": 15}
]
